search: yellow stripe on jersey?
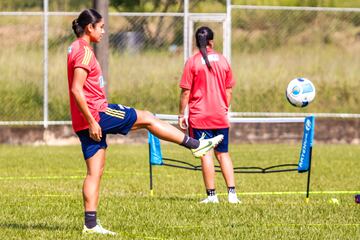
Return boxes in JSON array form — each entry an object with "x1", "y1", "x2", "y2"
[
  {"x1": 85, "y1": 46, "x2": 92, "y2": 65},
  {"x1": 81, "y1": 47, "x2": 88, "y2": 65},
  {"x1": 105, "y1": 108, "x2": 125, "y2": 119},
  {"x1": 82, "y1": 46, "x2": 92, "y2": 65}
]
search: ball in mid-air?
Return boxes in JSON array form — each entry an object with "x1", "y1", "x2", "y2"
[{"x1": 286, "y1": 78, "x2": 316, "y2": 107}]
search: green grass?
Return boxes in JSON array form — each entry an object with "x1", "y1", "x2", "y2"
[{"x1": 0, "y1": 143, "x2": 359, "y2": 239}]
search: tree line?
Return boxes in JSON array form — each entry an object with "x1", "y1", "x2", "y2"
[{"x1": 0, "y1": 0, "x2": 359, "y2": 12}]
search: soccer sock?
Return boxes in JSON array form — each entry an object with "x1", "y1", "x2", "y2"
[
  {"x1": 206, "y1": 189, "x2": 216, "y2": 196},
  {"x1": 180, "y1": 135, "x2": 200, "y2": 149},
  {"x1": 228, "y1": 186, "x2": 236, "y2": 194},
  {"x1": 84, "y1": 211, "x2": 97, "y2": 229}
]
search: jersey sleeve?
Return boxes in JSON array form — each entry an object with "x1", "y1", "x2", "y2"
[
  {"x1": 225, "y1": 58, "x2": 235, "y2": 88},
  {"x1": 73, "y1": 46, "x2": 92, "y2": 72},
  {"x1": 179, "y1": 58, "x2": 194, "y2": 89}
]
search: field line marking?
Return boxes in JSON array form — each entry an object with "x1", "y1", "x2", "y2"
[
  {"x1": 0, "y1": 176, "x2": 84, "y2": 180},
  {"x1": 156, "y1": 223, "x2": 360, "y2": 230},
  {"x1": 265, "y1": 223, "x2": 360, "y2": 227},
  {"x1": 2, "y1": 194, "x2": 74, "y2": 198},
  {"x1": 187, "y1": 190, "x2": 360, "y2": 197},
  {"x1": 0, "y1": 172, "x2": 165, "y2": 180}
]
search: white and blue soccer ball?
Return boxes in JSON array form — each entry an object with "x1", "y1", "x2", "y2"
[{"x1": 286, "y1": 78, "x2": 316, "y2": 107}]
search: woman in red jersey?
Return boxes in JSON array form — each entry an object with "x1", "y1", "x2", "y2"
[
  {"x1": 179, "y1": 26, "x2": 240, "y2": 204},
  {"x1": 68, "y1": 10, "x2": 223, "y2": 235}
]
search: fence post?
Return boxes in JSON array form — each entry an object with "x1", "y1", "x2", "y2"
[
  {"x1": 93, "y1": 0, "x2": 109, "y2": 95},
  {"x1": 43, "y1": 0, "x2": 49, "y2": 129},
  {"x1": 226, "y1": 0, "x2": 232, "y2": 63},
  {"x1": 183, "y1": 0, "x2": 189, "y2": 63}
]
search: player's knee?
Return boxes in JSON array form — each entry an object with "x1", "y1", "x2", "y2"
[
  {"x1": 144, "y1": 110, "x2": 154, "y2": 118},
  {"x1": 138, "y1": 110, "x2": 156, "y2": 124},
  {"x1": 215, "y1": 152, "x2": 230, "y2": 161},
  {"x1": 87, "y1": 168, "x2": 104, "y2": 179}
]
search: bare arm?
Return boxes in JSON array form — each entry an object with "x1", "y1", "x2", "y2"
[
  {"x1": 178, "y1": 88, "x2": 190, "y2": 130},
  {"x1": 226, "y1": 88, "x2": 233, "y2": 107},
  {"x1": 71, "y1": 67, "x2": 102, "y2": 141}
]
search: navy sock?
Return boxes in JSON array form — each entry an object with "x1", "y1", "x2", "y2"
[
  {"x1": 180, "y1": 135, "x2": 200, "y2": 149},
  {"x1": 206, "y1": 189, "x2": 216, "y2": 196},
  {"x1": 85, "y1": 211, "x2": 97, "y2": 229},
  {"x1": 228, "y1": 186, "x2": 236, "y2": 194}
]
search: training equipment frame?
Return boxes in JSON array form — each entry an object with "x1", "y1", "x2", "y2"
[{"x1": 148, "y1": 115, "x2": 315, "y2": 200}]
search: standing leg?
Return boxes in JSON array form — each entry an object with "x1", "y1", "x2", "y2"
[
  {"x1": 83, "y1": 148, "x2": 106, "y2": 212},
  {"x1": 215, "y1": 151, "x2": 241, "y2": 204},
  {"x1": 82, "y1": 149, "x2": 116, "y2": 235},
  {"x1": 201, "y1": 152, "x2": 216, "y2": 190},
  {"x1": 214, "y1": 151, "x2": 235, "y2": 187},
  {"x1": 199, "y1": 151, "x2": 219, "y2": 203}
]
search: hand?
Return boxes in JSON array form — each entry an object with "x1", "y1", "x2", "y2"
[
  {"x1": 178, "y1": 115, "x2": 188, "y2": 130},
  {"x1": 89, "y1": 121, "x2": 102, "y2": 142}
]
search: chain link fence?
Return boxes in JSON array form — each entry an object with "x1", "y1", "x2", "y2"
[
  {"x1": 47, "y1": 13, "x2": 186, "y2": 121},
  {"x1": 230, "y1": 6, "x2": 360, "y2": 113},
  {"x1": 0, "y1": 14, "x2": 44, "y2": 121},
  {"x1": 1, "y1": 3, "x2": 360, "y2": 125},
  {"x1": 0, "y1": 12, "x2": 187, "y2": 123}
]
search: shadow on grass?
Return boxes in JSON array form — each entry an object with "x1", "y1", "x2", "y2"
[{"x1": 0, "y1": 222, "x2": 78, "y2": 231}]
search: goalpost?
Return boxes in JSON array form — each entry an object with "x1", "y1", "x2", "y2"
[{"x1": 148, "y1": 115, "x2": 315, "y2": 200}]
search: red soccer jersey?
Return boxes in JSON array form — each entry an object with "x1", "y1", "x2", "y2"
[
  {"x1": 67, "y1": 38, "x2": 108, "y2": 132},
  {"x1": 180, "y1": 48, "x2": 235, "y2": 129}
]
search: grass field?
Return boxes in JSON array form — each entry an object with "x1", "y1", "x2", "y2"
[{"x1": 0, "y1": 143, "x2": 359, "y2": 239}]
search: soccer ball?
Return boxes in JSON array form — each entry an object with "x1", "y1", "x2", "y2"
[{"x1": 286, "y1": 78, "x2": 316, "y2": 107}]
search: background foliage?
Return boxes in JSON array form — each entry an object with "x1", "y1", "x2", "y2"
[
  {"x1": 1, "y1": 0, "x2": 360, "y2": 11},
  {"x1": 0, "y1": 1, "x2": 359, "y2": 120}
]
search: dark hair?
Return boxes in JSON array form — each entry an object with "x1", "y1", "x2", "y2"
[
  {"x1": 72, "y1": 9, "x2": 102, "y2": 38},
  {"x1": 195, "y1": 26, "x2": 214, "y2": 71}
]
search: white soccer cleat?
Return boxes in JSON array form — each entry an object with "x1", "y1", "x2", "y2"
[
  {"x1": 228, "y1": 192, "x2": 242, "y2": 204},
  {"x1": 200, "y1": 195, "x2": 219, "y2": 204},
  {"x1": 191, "y1": 134, "x2": 224, "y2": 158},
  {"x1": 82, "y1": 221, "x2": 116, "y2": 235}
]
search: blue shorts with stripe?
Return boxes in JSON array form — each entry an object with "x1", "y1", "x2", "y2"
[
  {"x1": 76, "y1": 104, "x2": 137, "y2": 160},
  {"x1": 191, "y1": 128, "x2": 229, "y2": 153}
]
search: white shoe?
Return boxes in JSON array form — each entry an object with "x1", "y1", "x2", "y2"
[
  {"x1": 191, "y1": 134, "x2": 224, "y2": 158},
  {"x1": 82, "y1": 220, "x2": 116, "y2": 235},
  {"x1": 200, "y1": 195, "x2": 219, "y2": 203},
  {"x1": 228, "y1": 192, "x2": 241, "y2": 204}
]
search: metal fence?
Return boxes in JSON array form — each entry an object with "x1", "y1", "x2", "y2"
[
  {"x1": 0, "y1": 11, "x2": 187, "y2": 126},
  {"x1": 230, "y1": 5, "x2": 360, "y2": 114},
  {"x1": 0, "y1": 1, "x2": 360, "y2": 127}
]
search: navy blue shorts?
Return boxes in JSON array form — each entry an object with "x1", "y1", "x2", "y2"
[
  {"x1": 76, "y1": 104, "x2": 137, "y2": 160},
  {"x1": 191, "y1": 128, "x2": 229, "y2": 153}
]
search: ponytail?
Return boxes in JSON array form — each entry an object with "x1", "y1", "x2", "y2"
[
  {"x1": 72, "y1": 19, "x2": 82, "y2": 38},
  {"x1": 72, "y1": 9, "x2": 102, "y2": 38},
  {"x1": 195, "y1": 26, "x2": 214, "y2": 71}
]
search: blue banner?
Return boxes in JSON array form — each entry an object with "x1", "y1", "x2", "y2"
[
  {"x1": 298, "y1": 116, "x2": 315, "y2": 172},
  {"x1": 148, "y1": 132, "x2": 163, "y2": 165}
]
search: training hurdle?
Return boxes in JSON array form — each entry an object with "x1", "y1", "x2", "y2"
[{"x1": 148, "y1": 115, "x2": 315, "y2": 200}]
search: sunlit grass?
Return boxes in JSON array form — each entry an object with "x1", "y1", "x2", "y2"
[{"x1": 0, "y1": 143, "x2": 359, "y2": 239}]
